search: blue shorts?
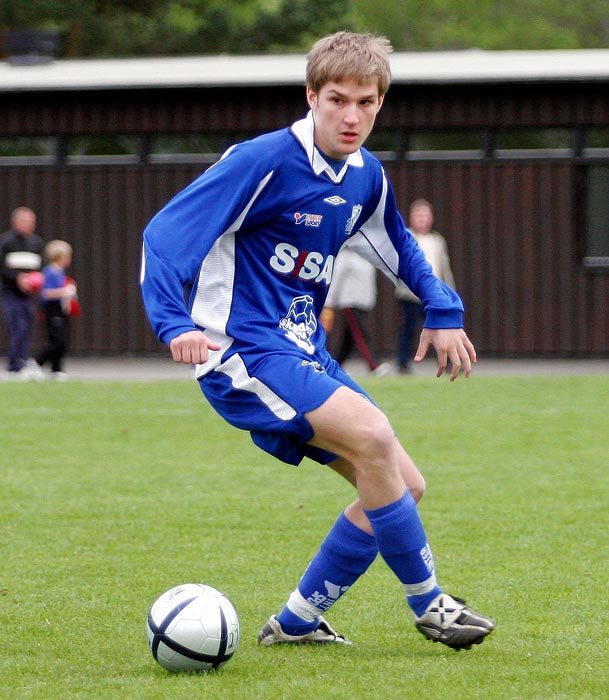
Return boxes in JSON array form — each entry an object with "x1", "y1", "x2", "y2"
[{"x1": 199, "y1": 351, "x2": 373, "y2": 466}]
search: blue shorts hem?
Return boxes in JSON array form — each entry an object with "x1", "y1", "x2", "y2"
[{"x1": 199, "y1": 351, "x2": 371, "y2": 466}]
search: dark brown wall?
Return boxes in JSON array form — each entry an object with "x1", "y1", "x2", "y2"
[
  {"x1": 0, "y1": 87, "x2": 305, "y2": 137},
  {"x1": 380, "y1": 159, "x2": 608, "y2": 357},
  {"x1": 4, "y1": 81, "x2": 609, "y2": 136},
  {"x1": 1, "y1": 78, "x2": 608, "y2": 359},
  {"x1": 2, "y1": 158, "x2": 607, "y2": 359}
]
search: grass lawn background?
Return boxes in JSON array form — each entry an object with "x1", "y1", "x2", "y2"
[{"x1": 1, "y1": 374, "x2": 607, "y2": 699}]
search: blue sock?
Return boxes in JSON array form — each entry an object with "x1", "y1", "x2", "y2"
[
  {"x1": 276, "y1": 511, "x2": 378, "y2": 635},
  {"x1": 365, "y1": 492, "x2": 441, "y2": 617},
  {"x1": 406, "y1": 588, "x2": 442, "y2": 617},
  {"x1": 276, "y1": 607, "x2": 319, "y2": 635}
]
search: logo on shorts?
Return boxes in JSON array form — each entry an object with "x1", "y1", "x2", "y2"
[
  {"x1": 279, "y1": 295, "x2": 317, "y2": 354},
  {"x1": 302, "y1": 360, "x2": 325, "y2": 373},
  {"x1": 294, "y1": 212, "x2": 323, "y2": 227}
]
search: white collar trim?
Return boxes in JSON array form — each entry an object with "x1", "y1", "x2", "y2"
[{"x1": 291, "y1": 110, "x2": 364, "y2": 184}]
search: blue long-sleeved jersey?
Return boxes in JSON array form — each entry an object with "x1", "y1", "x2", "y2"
[{"x1": 141, "y1": 111, "x2": 463, "y2": 376}]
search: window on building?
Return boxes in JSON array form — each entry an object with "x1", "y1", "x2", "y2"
[
  {"x1": 582, "y1": 165, "x2": 609, "y2": 268},
  {"x1": 148, "y1": 132, "x2": 269, "y2": 163},
  {"x1": 406, "y1": 130, "x2": 484, "y2": 160},
  {"x1": 583, "y1": 127, "x2": 609, "y2": 157},
  {"x1": 364, "y1": 129, "x2": 402, "y2": 160},
  {"x1": 149, "y1": 134, "x2": 228, "y2": 163},
  {"x1": 495, "y1": 128, "x2": 572, "y2": 158},
  {"x1": 65, "y1": 135, "x2": 140, "y2": 163},
  {"x1": 0, "y1": 136, "x2": 56, "y2": 163}
]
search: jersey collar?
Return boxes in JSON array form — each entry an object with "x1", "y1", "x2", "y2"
[{"x1": 291, "y1": 111, "x2": 364, "y2": 184}]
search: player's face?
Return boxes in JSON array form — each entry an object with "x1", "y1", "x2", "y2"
[{"x1": 307, "y1": 79, "x2": 384, "y2": 160}]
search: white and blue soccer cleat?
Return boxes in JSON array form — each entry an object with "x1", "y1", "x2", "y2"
[
  {"x1": 415, "y1": 592, "x2": 495, "y2": 650},
  {"x1": 257, "y1": 615, "x2": 353, "y2": 646}
]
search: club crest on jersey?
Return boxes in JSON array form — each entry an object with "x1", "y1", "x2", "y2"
[
  {"x1": 294, "y1": 212, "x2": 323, "y2": 227},
  {"x1": 345, "y1": 204, "x2": 363, "y2": 235},
  {"x1": 279, "y1": 295, "x2": 317, "y2": 354}
]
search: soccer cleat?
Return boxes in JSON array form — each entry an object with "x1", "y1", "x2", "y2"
[
  {"x1": 257, "y1": 615, "x2": 353, "y2": 646},
  {"x1": 415, "y1": 593, "x2": 495, "y2": 651}
]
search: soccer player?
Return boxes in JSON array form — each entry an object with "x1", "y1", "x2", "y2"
[{"x1": 141, "y1": 31, "x2": 495, "y2": 651}]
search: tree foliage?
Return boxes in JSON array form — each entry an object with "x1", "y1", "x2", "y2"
[
  {"x1": 353, "y1": 0, "x2": 609, "y2": 50},
  {"x1": 1, "y1": 0, "x2": 608, "y2": 57},
  {"x1": 0, "y1": 0, "x2": 354, "y2": 56}
]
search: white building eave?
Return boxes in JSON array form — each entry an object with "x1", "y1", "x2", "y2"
[{"x1": 1, "y1": 49, "x2": 608, "y2": 93}]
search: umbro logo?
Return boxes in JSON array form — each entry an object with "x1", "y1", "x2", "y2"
[{"x1": 324, "y1": 196, "x2": 347, "y2": 206}]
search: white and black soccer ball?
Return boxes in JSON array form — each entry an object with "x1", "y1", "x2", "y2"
[{"x1": 146, "y1": 583, "x2": 240, "y2": 673}]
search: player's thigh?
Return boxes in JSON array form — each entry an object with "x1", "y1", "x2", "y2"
[{"x1": 306, "y1": 385, "x2": 396, "y2": 464}]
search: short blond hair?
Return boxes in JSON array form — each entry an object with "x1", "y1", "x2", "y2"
[
  {"x1": 45, "y1": 239, "x2": 72, "y2": 263},
  {"x1": 306, "y1": 31, "x2": 393, "y2": 96}
]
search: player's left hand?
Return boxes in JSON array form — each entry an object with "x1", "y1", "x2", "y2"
[{"x1": 414, "y1": 328, "x2": 477, "y2": 381}]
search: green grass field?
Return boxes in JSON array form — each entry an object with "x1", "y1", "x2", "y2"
[{"x1": 1, "y1": 373, "x2": 608, "y2": 700}]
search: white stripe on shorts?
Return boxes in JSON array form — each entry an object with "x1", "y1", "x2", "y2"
[{"x1": 216, "y1": 353, "x2": 297, "y2": 421}]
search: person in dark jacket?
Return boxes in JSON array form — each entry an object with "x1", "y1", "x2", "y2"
[{"x1": 0, "y1": 206, "x2": 44, "y2": 376}]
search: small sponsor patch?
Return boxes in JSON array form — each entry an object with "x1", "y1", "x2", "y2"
[{"x1": 294, "y1": 212, "x2": 323, "y2": 227}]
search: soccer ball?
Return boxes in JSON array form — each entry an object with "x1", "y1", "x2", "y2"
[{"x1": 146, "y1": 583, "x2": 240, "y2": 673}]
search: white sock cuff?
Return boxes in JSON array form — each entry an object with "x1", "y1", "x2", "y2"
[
  {"x1": 286, "y1": 589, "x2": 321, "y2": 622},
  {"x1": 401, "y1": 574, "x2": 438, "y2": 597}
]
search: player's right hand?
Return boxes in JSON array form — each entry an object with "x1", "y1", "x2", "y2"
[{"x1": 169, "y1": 330, "x2": 221, "y2": 365}]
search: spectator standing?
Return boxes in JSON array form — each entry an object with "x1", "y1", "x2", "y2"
[
  {"x1": 395, "y1": 199, "x2": 456, "y2": 374},
  {"x1": 320, "y1": 247, "x2": 390, "y2": 375},
  {"x1": 35, "y1": 240, "x2": 78, "y2": 380},
  {"x1": 0, "y1": 206, "x2": 44, "y2": 378}
]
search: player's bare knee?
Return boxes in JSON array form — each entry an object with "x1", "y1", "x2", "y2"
[
  {"x1": 350, "y1": 415, "x2": 398, "y2": 469},
  {"x1": 409, "y1": 474, "x2": 426, "y2": 503},
  {"x1": 351, "y1": 413, "x2": 400, "y2": 483},
  {"x1": 395, "y1": 444, "x2": 426, "y2": 502}
]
